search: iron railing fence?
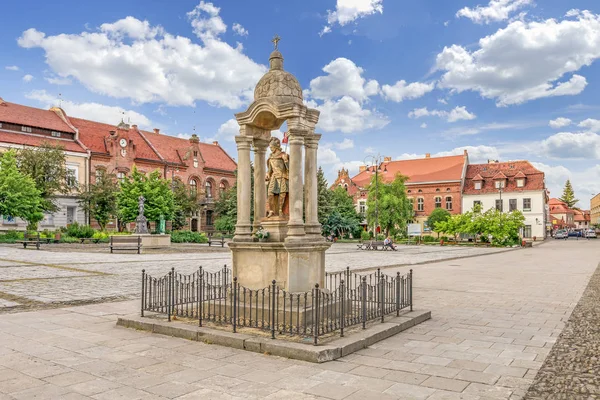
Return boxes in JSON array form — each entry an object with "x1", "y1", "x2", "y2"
[{"x1": 141, "y1": 266, "x2": 413, "y2": 345}]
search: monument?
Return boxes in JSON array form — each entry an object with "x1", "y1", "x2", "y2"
[
  {"x1": 128, "y1": 195, "x2": 171, "y2": 248},
  {"x1": 135, "y1": 195, "x2": 149, "y2": 234},
  {"x1": 228, "y1": 36, "x2": 331, "y2": 292}
]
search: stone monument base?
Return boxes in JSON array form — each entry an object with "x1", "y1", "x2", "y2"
[
  {"x1": 136, "y1": 234, "x2": 171, "y2": 248},
  {"x1": 228, "y1": 240, "x2": 331, "y2": 293},
  {"x1": 260, "y1": 218, "x2": 289, "y2": 242}
]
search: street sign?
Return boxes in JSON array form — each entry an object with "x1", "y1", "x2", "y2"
[{"x1": 407, "y1": 223, "x2": 421, "y2": 237}]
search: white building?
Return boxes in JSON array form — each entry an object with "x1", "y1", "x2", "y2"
[{"x1": 462, "y1": 161, "x2": 548, "y2": 239}]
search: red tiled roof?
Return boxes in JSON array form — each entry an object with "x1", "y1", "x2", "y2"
[
  {"x1": 514, "y1": 171, "x2": 526, "y2": 178},
  {"x1": 464, "y1": 161, "x2": 545, "y2": 195},
  {"x1": 198, "y1": 142, "x2": 237, "y2": 171},
  {"x1": 352, "y1": 154, "x2": 466, "y2": 187},
  {"x1": 472, "y1": 174, "x2": 484, "y2": 181},
  {"x1": 0, "y1": 130, "x2": 86, "y2": 153},
  {"x1": 0, "y1": 101, "x2": 75, "y2": 133},
  {"x1": 492, "y1": 171, "x2": 507, "y2": 179}
]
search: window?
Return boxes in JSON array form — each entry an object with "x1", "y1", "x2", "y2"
[
  {"x1": 509, "y1": 199, "x2": 517, "y2": 211},
  {"x1": 434, "y1": 197, "x2": 442, "y2": 208},
  {"x1": 417, "y1": 198, "x2": 424, "y2": 212},
  {"x1": 436, "y1": 188, "x2": 440, "y2": 192},
  {"x1": 445, "y1": 196, "x2": 453, "y2": 210},
  {"x1": 205, "y1": 180, "x2": 212, "y2": 198},
  {"x1": 523, "y1": 225, "x2": 532, "y2": 238},
  {"x1": 95, "y1": 168, "x2": 106, "y2": 180},
  {"x1": 41, "y1": 213, "x2": 54, "y2": 226},
  {"x1": 523, "y1": 198, "x2": 531, "y2": 211},
  {"x1": 21, "y1": 126, "x2": 32, "y2": 133},
  {"x1": 407, "y1": 190, "x2": 412, "y2": 194},
  {"x1": 190, "y1": 179, "x2": 198, "y2": 197},
  {"x1": 474, "y1": 182, "x2": 482, "y2": 190},
  {"x1": 206, "y1": 210, "x2": 213, "y2": 226},
  {"x1": 408, "y1": 198, "x2": 414, "y2": 209},
  {"x1": 193, "y1": 151, "x2": 198, "y2": 157},
  {"x1": 496, "y1": 199, "x2": 503, "y2": 212},
  {"x1": 2, "y1": 215, "x2": 16, "y2": 225},
  {"x1": 51, "y1": 131, "x2": 61, "y2": 138},
  {"x1": 495, "y1": 180, "x2": 505, "y2": 189},
  {"x1": 516, "y1": 179, "x2": 524, "y2": 188},
  {"x1": 473, "y1": 200, "x2": 482, "y2": 209},
  {"x1": 446, "y1": 188, "x2": 451, "y2": 192},
  {"x1": 219, "y1": 182, "x2": 226, "y2": 193},
  {"x1": 0, "y1": 122, "x2": 2, "y2": 128},
  {"x1": 359, "y1": 201, "x2": 366, "y2": 216},
  {"x1": 66, "y1": 167, "x2": 78, "y2": 187},
  {"x1": 418, "y1": 189, "x2": 422, "y2": 193},
  {"x1": 117, "y1": 172, "x2": 126, "y2": 183}
]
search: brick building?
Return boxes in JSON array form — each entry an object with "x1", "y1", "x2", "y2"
[
  {"x1": 0, "y1": 97, "x2": 237, "y2": 232},
  {"x1": 332, "y1": 152, "x2": 469, "y2": 232}
]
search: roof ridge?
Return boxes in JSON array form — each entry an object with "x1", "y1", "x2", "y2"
[
  {"x1": 135, "y1": 128, "x2": 165, "y2": 162},
  {"x1": 201, "y1": 141, "x2": 237, "y2": 167}
]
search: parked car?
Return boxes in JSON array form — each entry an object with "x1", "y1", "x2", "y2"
[
  {"x1": 554, "y1": 230, "x2": 568, "y2": 239},
  {"x1": 568, "y1": 230, "x2": 582, "y2": 239},
  {"x1": 585, "y1": 229, "x2": 597, "y2": 239}
]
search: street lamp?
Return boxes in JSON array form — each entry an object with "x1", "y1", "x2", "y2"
[{"x1": 364, "y1": 154, "x2": 387, "y2": 237}]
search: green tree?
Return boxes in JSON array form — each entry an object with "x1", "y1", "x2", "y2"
[
  {"x1": 214, "y1": 183, "x2": 237, "y2": 233},
  {"x1": 172, "y1": 178, "x2": 200, "y2": 230},
  {"x1": 117, "y1": 167, "x2": 175, "y2": 225},
  {"x1": 317, "y1": 167, "x2": 333, "y2": 227},
  {"x1": 366, "y1": 173, "x2": 413, "y2": 236},
  {"x1": 429, "y1": 208, "x2": 451, "y2": 238},
  {"x1": 559, "y1": 180, "x2": 579, "y2": 208},
  {"x1": 17, "y1": 143, "x2": 71, "y2": 213},
  {"x1": 324, "y1": 187, "x2": 362, "y2": 238},
  {"x1": 0, "y1": 150, "x2": 44, "y2": 227},
  {"x1": 78, "y1": 171, "x2": 119, "y2": 231}
]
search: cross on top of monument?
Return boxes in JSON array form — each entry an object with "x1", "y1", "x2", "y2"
[{"x1": 271, "y1": 34, "x2": 281, "y2": 50}]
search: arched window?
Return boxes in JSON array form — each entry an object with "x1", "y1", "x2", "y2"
[
  {"x1": 417, "y1": 198, "x2": 424, "y2": 212},
  {"x1": 205, "y1": 180, "x2": 213, "y2": 198},
  {"x1": 117, "y1": 172, "x2": 126, "y2": 183},
  {"x1": 446, "y1": 196, "x2": 453, "y2": 210},
  {"x1": 434, "y1": 197, "x2": 442, "y2": 208},
  {"x1": 219, "y1": 181, "x2": 226, "y2": 193},
  {"x1": 446, "y1": 188, "x2": 451, "y2": 192},
  {"x1": 435, "y1": 188, "x2": 440, "y2": 192},
  {"x1": 189, "y1": 178, "x2": 198, "y2": 198}
]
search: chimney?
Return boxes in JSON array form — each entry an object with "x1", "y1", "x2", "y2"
[
  {"x1": 359, "y1": 165, "x2": 367, "y2": 172},
  {"x1": 384, "y1": 156, "x2": 392, "y2": 162},
  {"x1": 425, "y1": 153, "x2": 431, "y2": 158},
  {"x1": 463, "y1": 149, "x2": 468, "y2": 156},
  {"x1": 213, "y1": 141, "x2": 219, "y2": 146},
  {"x1": 131, "y1": 124, "x2": 138, "y2": 130},
  {"x1": 189, "y1": 134, "x2": 199, "y2": 144},
  {"x1": 153, "y1": 128, "x2": 160, "y2": 134}
]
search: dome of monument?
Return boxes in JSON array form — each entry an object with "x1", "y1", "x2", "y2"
[{"x1": 254, "y1": 49, "x2": 303, "y2": 105}]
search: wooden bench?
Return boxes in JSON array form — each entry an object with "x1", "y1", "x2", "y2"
[
  {"x1": 207, "y1": 234, "x2": 225, "y2": 247},
  {"x1": 109, "y1": 236, "x2": 142, "y2": 254},
  {"x1": 16, "y1": 232, "x2": 41, "y2": 249},
  {"x1": 358, "y1": 241, "x2": 396, "y2": 251},
  {"x1": 79, "y1": 237, "x2": 101, "y2": 244}
]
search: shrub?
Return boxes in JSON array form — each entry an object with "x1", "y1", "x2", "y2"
[
  {"x1": 65, "y1": 222, "x2": 96, "y2": 238},
  {"x1": 3, "y1": 230, "x2": 23, "y2": 240},
  {"x1": 60, "y1": 236, "x2": 80, "y2": 244},
  {"x1": 423, "y1": 235, "x2": 436, "y2": 243},
  {"x1": 360, "y1": 230, "x2": 371, "y2": 241},
  {"x1": 170, "y1": 230, "x2": 208, "y2": 243}
]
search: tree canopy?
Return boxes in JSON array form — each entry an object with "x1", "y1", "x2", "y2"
[
  {"x1": 78, "y1": 171, "x2": 119, "y2": 231},
  {"x1": 117, "y1": 167, "x2": 175, "y2": 223},
  {"x1": 366, "y1": 173, "x2": 413, "y2": 236},
  {"x1": 559, "y1": 180, "x2": 579, "y2": 208},
  {"x1": 322, "y1": 187, "x2": 362, "y2": 238},
  {"x1": 428, "y1": 208, "x2": 451, "y2": 238},
  {"x1": 0, "y1": 150, "x2": 44, "y2": 227},
  {"x1": 172, "y1": 178, "x2": 200, "y2": 230},
  {"x1": 317, "y1": 167, "x2": 333, "y2": 227}
]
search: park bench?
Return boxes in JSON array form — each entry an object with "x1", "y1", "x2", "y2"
[
  {"x1": 109, "y1": 235, "x2": 142, "y2": 254},
  {"x1": 358, "y1": 241, "x2": 396, "y2": 251},
  {"x1": 207, "y1": 233, "x2": 226, "y2": 247},
  {"x1": 16, "y1": 232, "x2": 41, "y2": 249},
  {"x1": 79, "y1": 237, "x2": 101, "y2": 244}
]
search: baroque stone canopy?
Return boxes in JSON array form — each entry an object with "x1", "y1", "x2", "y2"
[{"x1": 253, "y1": 50, "x2": 303, "y2": 106}]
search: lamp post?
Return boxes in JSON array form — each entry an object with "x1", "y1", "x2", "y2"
[{"x1": 364, "y1": 155, "x2": 387, "y2": 237}]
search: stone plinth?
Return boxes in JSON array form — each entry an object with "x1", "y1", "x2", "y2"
[
  {"x1": 136, "y1": 234, "x2": 171, "y2": 248},
  {"x1": 229, "y1": 241, "x2": 331, "y2": 292},
  {"x1": 261, "y1": 219, "x2": 289, "y2": 242}
]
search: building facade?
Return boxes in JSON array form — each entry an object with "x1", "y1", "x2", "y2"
[
  {"x1": 332, "y1": 152, "x2": 469, "y2": 233},
  {"x1": 548, "y1": 198, "x2": 575, "y2": 230},
  {"x1": 591, "y1": 193, "x2": 600, "y2": 226},
  {"x1": 462, "y1": 161, "x2": 547, "y2": 239},
  {"x1": 0, "y1": 97, "x2": 237, "y2": 232}
]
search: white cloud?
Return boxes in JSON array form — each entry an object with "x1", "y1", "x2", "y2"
[
  {"x1": 436, "y1": 10, "x2": 600, "y2": 106},
  {"x1": 232, "y1": 23, "x2": 248, "y2": 37},
  {"x1": 321, "y1": 0, "x2": 383, "y2": 35},
  {"x1": 408, "y1": 106, "x2": 476, "y2": 122},
  {"x1": 333, "y1": 138, "x2": 354, "y2": 150},
  {"x1": 438, "y1": 98, "x2": 448, "y2": 105},
  {"x1": 578, "y1": 118, "x2": 600, "y2": 132},
  {"x1": 318, "y1": 147, "x2": 341, "y2": 165},
  {"x1": 532, "y1": 161, "x2": 600, "y2": 206},
  {"x1": 22, "y1": 74, "x2": 33, "y2": 83},
  {"x1": 541, "y1": 131, "x2": 600, "y2": 159},
  {"x1": 398, "y1": 146, "x2": 500, "y2": 164},
  {"x1": 420, "y1": 123, "x2": 427, "y2": 129},
  {"x1": 442, "y1": 120, "x2": 543, "y2": 136},
  {"x1": 549, "y1": 117, "x2": 572, "y2": 129},
  {"x1": 381, "y1": 80, "x2": 435, "y2": 102},
  {"x1": 210, "y1": 118, "x2": 239, "y2": 142},
  {"x1": 306, "y1": 97, "x2": 389, "y2": 133},
  {"x1": 456, "y1": 0, "x2": 533, "y2": 24},
  {"x1": 5, "y1": 65, "x2": 19, "y2": 71},
  {"x1": 17, "y1": 6, "x2": 265, "y2": 109},
  {"x1": 364, "y1": 146, "x2": 375, "y2": 154},
  {"x1": 307, "y1": 58, "x2": 379, "y2": 102},
  {"x1": 26, "y1": 89, "x2": 153, "y2": 129}
]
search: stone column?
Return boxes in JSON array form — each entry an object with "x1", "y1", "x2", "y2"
[
  {"x1": 304, "y1": 134, "x2": 322, "y2": 239},
  {"x1": 252, "y1": 138, "x2": 268, "y2": 232},
  {"x1": 234, "y1": 135, "x2": 253, "y2": 242},
  {"x1": 286, "y1": 132, "x2": 306, "y2": 240}
]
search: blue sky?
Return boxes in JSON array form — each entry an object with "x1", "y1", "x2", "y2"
[{"x1": 2, "y1": 0, "x2": 600, "y2": 206}]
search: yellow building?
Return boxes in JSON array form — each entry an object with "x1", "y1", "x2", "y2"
[{"x1": 591, "y1": 193, "x2": 600, "y2": 226}]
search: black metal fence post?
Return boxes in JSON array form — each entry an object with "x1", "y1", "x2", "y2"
[
  {"x1": 167, "y1": 270, "x2": 172, "y2": 322},
  {"x1": 396, "y1": 272, "x2": 400, "y2": 317},
  {"x1": 314, "y1": 284, "x2": 320, "y2": 345},
  {"x1": 380, "y1": 276, "x2": 385, "y2": 323},
  {"x1": 232, "y1": 277, "x2": 238, "y2": 333},
  {"x1": 340, "y1": 280, "x2": 345, "y2": 337},
  {"x1": 141, "y1": 269, "x2": 145, "y2": 317},
  {"x1": 199, "y1": 267, "x2": 203, "y2": 327},
  {"x1": 361, "y1": 276, "x2": 367, "y2": 329},
  {"x1": 171, "y1": 267, "x2": 175, "y2": 318},
  {"x1": 410, "y1": 269, "x2": 413, "y2": 311},
  {"x1": 271, "y1": 280, "x2": 276, "y2": 340}
]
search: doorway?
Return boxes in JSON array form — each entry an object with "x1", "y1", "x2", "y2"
[
  {"x1": 67, "y1": 207, "x2": 76, "y2": 225},
  {"x1": 191, "y1": 218, "x2": 198, "y2": 232}
]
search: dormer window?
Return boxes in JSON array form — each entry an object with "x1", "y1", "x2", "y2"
[
  {"x1": 475, "y1": 182, "x2": 482, "y2": 190},
  {"x1": 21, "y1": 126, "x2": 32, "y2": 133},
  {"x1": 516, "y1": 179, "x2": 524, "y2": 188},
  {"x1": 495, "y1": 180, "x2": 505, "y2": 189},
  {"x1": 51, "y1": 131, "x2": 61, "y2": 138}
]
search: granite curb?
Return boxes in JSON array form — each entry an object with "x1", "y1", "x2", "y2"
[{"x1": 117, "y1": 310, "x2": 431, "y2": 363}]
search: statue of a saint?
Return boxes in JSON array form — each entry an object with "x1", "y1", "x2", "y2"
[
  {"x1": 138, "y1": 195, "x2": 145, "y2": 217},
  {"x1": 265, "y1": 137, "x2": 289, "y2": 218}
]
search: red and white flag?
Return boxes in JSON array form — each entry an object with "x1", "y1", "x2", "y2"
[{"x1": 282, "y1": 131, "x2": 289, "y2": 144}]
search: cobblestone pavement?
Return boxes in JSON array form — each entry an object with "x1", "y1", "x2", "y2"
[
  {"x1": 524, "y1": 260, "x2": 600, "y2": 399},
  {"x1": 0, "y1": 240, "x2": 598, "y2": 399},
  {"x1": 0, "y1": 243, "x2": 509, "y2": 312}
]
